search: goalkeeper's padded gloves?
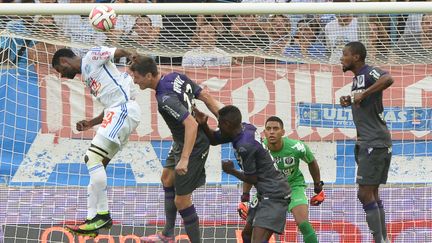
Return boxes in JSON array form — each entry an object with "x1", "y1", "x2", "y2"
[
  {"x1": 237, "y1": 192, "x2": 250, "y2": 220},
  {"x1": 310, "y1": 181, "x2": 325, "y2": 206}
]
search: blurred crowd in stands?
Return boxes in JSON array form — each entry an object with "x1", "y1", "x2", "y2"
[{"x1": 0, "y1": 0, "x2": 431, "y2": 70}]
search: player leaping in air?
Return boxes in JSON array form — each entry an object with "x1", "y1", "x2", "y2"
[
  {"x1": 239, "y1": 116, "x2": 324, "y2": 243},
  {"x1": 194, "y1": 105, "x2": 291, "y2": 243},
  {"x1": 51, "y1": 46, "x2": 140, "y2": 237}
]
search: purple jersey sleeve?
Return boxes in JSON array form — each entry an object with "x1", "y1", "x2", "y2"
[
  {"x1": 368, "y1": 67, "x2": 388, "y2": 83},
  {"x1": 236, "y1": 143, "x2": 258, "y2": 175},
  {"x1": 158, "y1": 93, "x2": 190, "y2": 123}
]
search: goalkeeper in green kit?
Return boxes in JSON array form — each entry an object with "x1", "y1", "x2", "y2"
[{"x1": 239, "y1": 116, "x2": 324, "y2": 243}]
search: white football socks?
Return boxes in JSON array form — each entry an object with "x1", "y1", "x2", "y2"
[
  {"x1": 86, "y1": 183, "x2": 97, "y2": 220},
  {"x1": 88, "y1": 164, "x2": 109, "y2": 214}
]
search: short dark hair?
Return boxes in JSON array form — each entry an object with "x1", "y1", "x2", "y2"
[
  {"x1": 218, "y1": 105, "x2": 242, "y2": 125},
  {"x1": 265, "y1": 116, "x2": 284, "y2": 128},
  {"x1": 52, "y1": 48, "x2": 76, "y2": 67},
  {"x1": 129, "y1": 55, "x2": 158, "y2": 77},
  {"x1": 345, "y1": 41, "x2": 367, "y2": 61}
]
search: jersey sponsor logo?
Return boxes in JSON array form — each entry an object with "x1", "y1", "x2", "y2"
[
  {"x1": 162, "y1": 105, "x2": 181, "y2": 120},
  {"x1": 91, "y1": 50, "x2": 111, "y2": 60}
]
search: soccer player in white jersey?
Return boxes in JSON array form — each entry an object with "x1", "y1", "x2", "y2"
[{"x1": 51, "y1": 46, "x2": 141, "y2": 236}]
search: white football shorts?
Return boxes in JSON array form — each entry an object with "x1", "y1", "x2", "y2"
[{"x1": 92, "y1": 100, "x2": 140, "y2": 157}]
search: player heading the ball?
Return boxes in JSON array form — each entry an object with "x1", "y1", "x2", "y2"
[{"x1": 51, "y1": 46, "x2": 140, "y2": 237}]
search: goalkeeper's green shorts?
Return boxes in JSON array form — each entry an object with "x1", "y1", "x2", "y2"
[{"x1": 288, "y1": 185, "x2": 308, "y2": 212}]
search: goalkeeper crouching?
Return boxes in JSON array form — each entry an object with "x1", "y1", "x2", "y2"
[{"x1": 240, "y1": 116, "x2": 324, "y2": 243}]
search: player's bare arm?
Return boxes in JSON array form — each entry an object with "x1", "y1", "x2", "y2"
[
  {"x1": 193, "y1": 107, "x2": 219, "y2": 145},
  {"x1": 308, "y1": 159, "x2": 325, "y2": 206},
  {"x1": 222, "y1": 160, "x2": 258, "y2": 185},
  {"x1": 76, "y1": 111, "x2": 104, "y2": 131},
  {"x1": 197, "y1": 89, "x2": 222, "y2": 118},
  {"x1": 176, "y1": 114, "x2": 198, "y2": 175},
  {"x1": 352, "y1": 74, "x2": 394, "y2": 105},
  {"x1": 114, "y1": 48, "x2": 136, "y2": 60},
  {"x1": 308, "y1": 159, "x2": 322, "y2": 188},
  {"x1": 242, "y1": 182, "x2": 253, "y2": 195}
]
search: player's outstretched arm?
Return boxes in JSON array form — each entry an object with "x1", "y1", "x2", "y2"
[
  {"x1": 76, "y1": 111, "x2": 104, "y2": 131},
  {"x1": 197, "y1": 89, "x2": 223, "y2": 118},
  {"x1": 114, "y1": 48, "x2": 136, "y2": 60},
  {"x1": 193, "y1": 107, "x2": 220, "y2": 145}
]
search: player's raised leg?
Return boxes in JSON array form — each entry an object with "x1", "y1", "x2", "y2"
[{"x1": 66, "y1": 134, "x2": 119, "y2": 234}]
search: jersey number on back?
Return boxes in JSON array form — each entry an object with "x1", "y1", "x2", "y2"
[{"x1": 183, "y1": 83, "x2": 195, "y2": 113}]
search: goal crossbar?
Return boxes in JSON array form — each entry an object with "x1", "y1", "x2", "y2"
[{"x1": 1, "y1": 2, "x2": 432, "y2": 15}]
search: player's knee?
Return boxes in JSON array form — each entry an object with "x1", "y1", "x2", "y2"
[
  {"x1": 85, "y1": 147, "x2": 108, "y2": 188},
  {"x1": 161, "y1": 168, "x2": 174, "y2": 187},
  {"x1": 85, "y1": 145, "x2": 109, "y2": 167},
  {"x1": 174, "y1": 195, "x2": 192, "y2": 210},
  {"x1": 91, "y1": 171, "x2": 107, "y2": 187},
  {"x1": 357, "y1": 190, "x2": 373, "y2": 204}
]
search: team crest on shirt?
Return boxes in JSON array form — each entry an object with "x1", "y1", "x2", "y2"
[
  {"x1": 274, "y1": 157, "x2": 295, "y2": 176},
  {"x1": 88, "y1": 77, "x2": 101, "y2": 96},
  {"x1": 355, "y1": 75, "x2": 365, "y2": 88}
]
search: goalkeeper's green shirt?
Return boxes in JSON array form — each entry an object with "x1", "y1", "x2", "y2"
[{"x1": 264, "y1": 137, "x2": 315, "y2": 187}]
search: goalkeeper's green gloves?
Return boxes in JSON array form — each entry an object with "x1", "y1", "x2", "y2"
[
  {"x1": 237, "y1": 192, "x2": 250, "y2": 220},
  {"x1": 310, "y1": 181, "x2": 325, "y2": 206}
]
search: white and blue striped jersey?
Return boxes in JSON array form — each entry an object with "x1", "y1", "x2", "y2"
[{"x1": 81, "y1": 46, "x2": 136, "y2": 108}]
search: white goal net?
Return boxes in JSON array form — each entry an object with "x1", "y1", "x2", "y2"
[{"x1": 0, "y1": 2, "x2": 431, "y2": 243}]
